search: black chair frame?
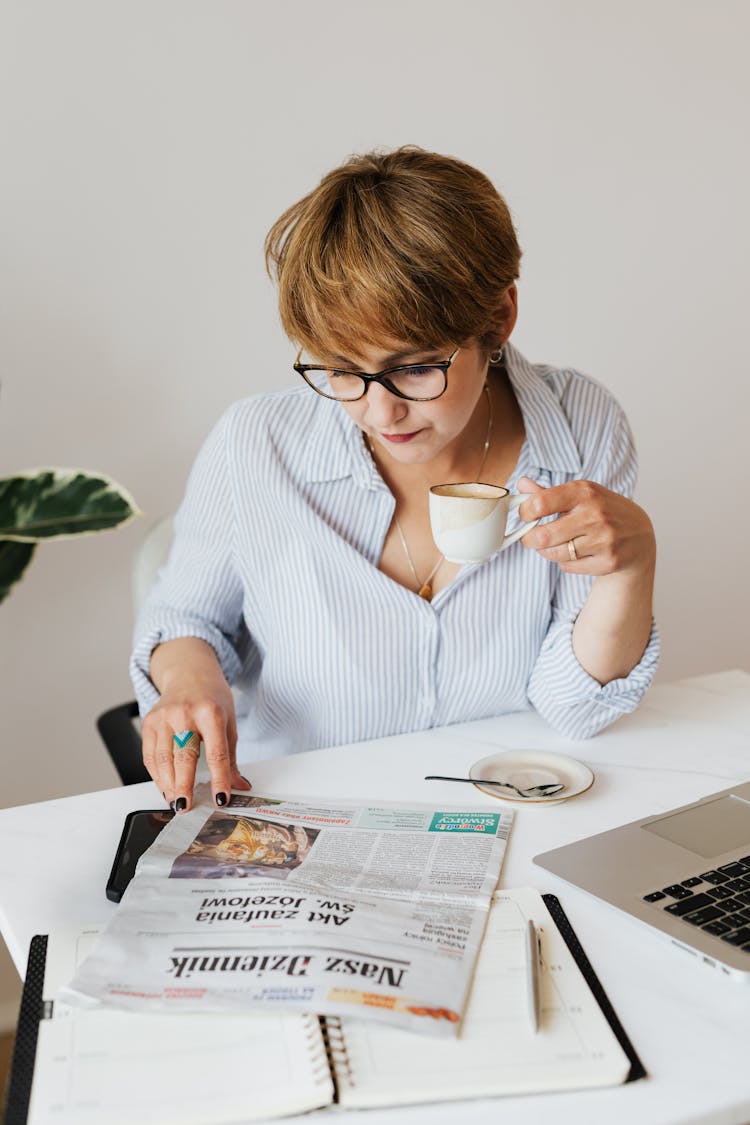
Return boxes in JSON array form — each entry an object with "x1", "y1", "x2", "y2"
[{"x1": 96, "y1": 701, "x2": 151, "y2": 786}]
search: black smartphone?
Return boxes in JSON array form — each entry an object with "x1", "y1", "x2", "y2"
[{"x1": 106, "y1": 808, "x2": 175, "y2": 902}]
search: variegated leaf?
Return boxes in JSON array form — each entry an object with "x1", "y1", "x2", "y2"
[
  {"x1": 0, "y1": 540, "x2": 37, "y2": 604},
  {"x1": 0, "y1": 469, "x2": 140, "y2": 541}
]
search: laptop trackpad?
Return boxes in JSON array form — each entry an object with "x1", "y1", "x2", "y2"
[{"x1": 643, "y1": 794, "x2": 750, "y2": 858}]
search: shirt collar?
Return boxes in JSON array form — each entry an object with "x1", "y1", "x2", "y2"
[
  {"x1": 303, "y1": 395, "x2": 375, "y2": 486},
  {"x1": 303, "y1": 341, "x2": 583, "y2": 484},
  {"x1": 503, "y1": 342, "x2": 582, "y2": 474}
]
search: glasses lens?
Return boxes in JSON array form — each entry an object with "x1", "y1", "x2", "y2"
[
  {"x1": 324, "y1": 371, "x2": 367, "y2": 400},
  {"x1": 388, "y1": 366, "x2": 447, "y2": 400},
  {"x1": 302, "y1": 363, "x2": 448, "y2": 401}
]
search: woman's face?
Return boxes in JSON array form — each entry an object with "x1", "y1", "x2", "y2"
[{"x1": 332, "y1": 339, "x2": 491, "y2": 468}]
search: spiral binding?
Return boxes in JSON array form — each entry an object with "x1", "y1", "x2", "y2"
[
  {"x1": 318, "y1": 1014, "x2": 355, "y2": 1101},
  {"x1": 300, "y1": 1013, "x2": 336, "y2": 1093}
]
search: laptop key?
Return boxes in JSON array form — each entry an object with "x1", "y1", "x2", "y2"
[
  {"x1": 706, "y1": 885, "x2": 735, "y2": 900},
  {"x1": 663, "y1": 884, "x2": 693, "y2": 899},
  {"x1": 720, "y1": 926, "x2": 750, "y2": 946},
  {"x1": 725, "y1": 877, "x2": 750, "y2": 893},
  {"x1": 733, "y1": 890, "x2": 750, "y2": 906},
  {"x1": 703, "y1": 920, "x2": 731, "y2": 936},
  {"x1": 722, "y1": 912, "x2": 747, "y2": 928},
  {"x1": 681, "y1": 877, "x2": 703, "y2": 887},
  {"x1": 711, "y1": 901, "x2": 738, "y2": 915},
  {"x1": 643, "y1": 891, "x2": 666, "y2": 902},
  {"x1": 718, "y1": 862, "x2": 750, "y2": 878},
  {"x1": 665, "y1": 893, "x2": 716, "y2": 917},
  {"x1": 700, "y1": 870, "x2": 730, "y2": 884},
  {"x1": 682, "y1": 905, "x2": 724, "y2": 926}
]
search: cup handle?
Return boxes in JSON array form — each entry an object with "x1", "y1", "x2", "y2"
[{"x1": 498, "y1": 494, "x2": 540, "y2": 552}]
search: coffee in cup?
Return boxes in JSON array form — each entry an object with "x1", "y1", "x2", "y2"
[{"x1": 428, "y1": 482, "x2": 539, "y2": 564}]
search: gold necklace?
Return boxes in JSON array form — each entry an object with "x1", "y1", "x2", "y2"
[{"x1": 367, "y1": 383, "x2": 494, "y2": 601}]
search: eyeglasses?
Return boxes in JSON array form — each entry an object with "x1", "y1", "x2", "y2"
[{"x1": 293, "y1": 348, "x2": 459, "y2": 402}]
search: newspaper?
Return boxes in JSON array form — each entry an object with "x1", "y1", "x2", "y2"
[{"x1": 63, "y1": 785, "x2": 514, "y2": 1036}]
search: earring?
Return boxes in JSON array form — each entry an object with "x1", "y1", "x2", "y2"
[{"x1": 489, "y1": 345, "x2": 504, "y2": 365}]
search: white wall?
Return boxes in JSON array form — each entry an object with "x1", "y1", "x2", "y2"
[{"x1": 1, "y1": 0, "x2": 748, "y2": 1018}]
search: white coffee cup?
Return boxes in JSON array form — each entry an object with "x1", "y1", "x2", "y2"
[{"x1": 428, "y1": 482, "x2": 539, "y2": 564}]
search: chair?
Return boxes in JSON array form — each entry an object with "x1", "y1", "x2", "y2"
[
  {"x1": 97, "y1": 701, "x2": 149, "y2": 785},
  {"x1": 97, "y1": 516, "x2": 173, "y2": 785}
]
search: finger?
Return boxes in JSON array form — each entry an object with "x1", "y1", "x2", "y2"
[
  {"x1": 530, "y1": 530, "x2": 620, "y2": 576},
  {"x1": 516, "y1": 476, "x2": 545, "y2": 493},
  {"x1": 141, "y1": 720, "x2": 167, "y2": 803},
  {"x1": 198, "y1": 706, "x2": 235, "y2": 808},
  {"x1": 519, "y1": 480, "x2": 595, "y2": 524},
  {"x1": 154, "y1": 720, "x2": 177, "y2": 807},
  {"x1": 521, "y1": 513, "x2": 594, "y2": 556},
  {"x1": 225, "y1": 714, "x2": 252, "y2": 792},
  {"x1": 172, "y1": 729, "x2": 201, "y2": 812},
  {"x1": 141, "y1": 719, "x2": 158, "y2": 784},
  {"x1": 535, "y1": 537, "x2": 595, "y2": 566}
]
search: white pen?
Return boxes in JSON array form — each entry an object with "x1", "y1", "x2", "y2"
[{"x1": 525, "y1": 919, "x2": 542, "y2": 1033}]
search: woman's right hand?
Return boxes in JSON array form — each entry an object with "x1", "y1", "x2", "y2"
[{"x1": 141, "y1": 637, "x2": 252, "y2": 812}]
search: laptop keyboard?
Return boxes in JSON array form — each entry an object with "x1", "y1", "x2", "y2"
[{"x1": 643, "y1": 855, "x2": 750, "y2": 952}]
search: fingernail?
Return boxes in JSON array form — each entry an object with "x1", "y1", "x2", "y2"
[
  {"x1": 169, "y1": 799, "x2": 176, "y2": 812},
  {"x1": 175, "y1": 797, "x2": 187, "y2": 812},
  {"x1": 240, "y1": 775, "x2": 252, "y2": 788},
  {"x1": 215, "y1": 792, "x2": 228, "y2": 807},
  {"x1": 162, "y1": 791, "x2": 166, "y2": 801}
]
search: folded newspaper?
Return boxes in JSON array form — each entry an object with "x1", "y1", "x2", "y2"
[{"x1": 63, "y1": 786, "x2": 514, "y2": 1037}]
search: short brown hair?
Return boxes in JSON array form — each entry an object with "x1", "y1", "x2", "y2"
[{"x1": 264, "y1": 145, "x2": 522, "y2": 360}]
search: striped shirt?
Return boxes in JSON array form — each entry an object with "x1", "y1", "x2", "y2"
[{"x1": 130, "y1": 341, "x2": 659, "y2": 760}]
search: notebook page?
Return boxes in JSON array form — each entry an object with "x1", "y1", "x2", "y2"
[
  {"x1": 333, "y1": 887, "x2": 631, "y2": 1108},
  {"x1": 27, "y1": 927, "x2": 333, "y2": 1125}
]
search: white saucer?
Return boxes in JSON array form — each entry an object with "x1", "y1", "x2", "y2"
[{"x1": 469, "y1": 749, "x2": 594, "y2": 804}]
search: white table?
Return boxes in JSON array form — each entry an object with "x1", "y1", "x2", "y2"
[{"x1": 1, "y1": 670, "x2": 749, "y2": 1125}]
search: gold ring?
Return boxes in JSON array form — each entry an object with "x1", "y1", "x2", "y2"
[
  {"x1": 567, "y1": 539, "x2": 578, "y2": 561},
  {"x1": 173, "y1": 730, "x2": 201, "y2": 757}
]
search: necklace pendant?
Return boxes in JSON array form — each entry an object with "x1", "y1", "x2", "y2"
[{"x1": 417, "y1": 582, "x2": 433, "y2": 601}]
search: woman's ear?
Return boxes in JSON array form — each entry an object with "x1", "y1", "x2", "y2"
[{"x1": 495, "y1": 284, "x2": 518, "y2": 344}]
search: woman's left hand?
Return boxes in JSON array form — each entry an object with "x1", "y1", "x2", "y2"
[{"x1": 517, "y1": 476, "x2": 656, "y2": 577}]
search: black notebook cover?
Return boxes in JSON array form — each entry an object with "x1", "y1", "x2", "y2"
[
  {"x1": 3, "y1": 897, "x2": 645, "y2": 1123},
  {"x1": 3, "y1": 935, "x2": 47, "y2": 1125},
  {"x1": 542, "y1": 893, "x2": 646, "y2": 1083}
]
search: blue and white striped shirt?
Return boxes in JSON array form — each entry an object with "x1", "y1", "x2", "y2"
[{"x1": 131, "y1": 342, "x2": 659, "y2": 759}]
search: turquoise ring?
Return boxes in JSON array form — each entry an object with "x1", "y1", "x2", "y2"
[{"x1": 173, "y1": 730, "x2": 201, "y2": 757}]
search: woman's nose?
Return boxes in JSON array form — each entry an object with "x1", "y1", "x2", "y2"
[{"x1": 363, "y1": 382, "x2": 409, "y2": 428}]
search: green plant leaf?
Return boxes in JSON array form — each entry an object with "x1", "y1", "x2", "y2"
[
  {"x1": 0, "y1": 540, "x2": 37, "y2": 604},
  {"x1": 0, "y1": 469, "x2": 140, "y2": 541}
]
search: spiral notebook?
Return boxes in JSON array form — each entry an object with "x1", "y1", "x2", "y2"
[{"x1": 3, "y1": 889, "x2": 644, "y2": 1124}]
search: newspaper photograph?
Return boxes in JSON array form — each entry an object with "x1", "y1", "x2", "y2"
[{"x1": 63, "y1": 786, "x2": 514, "y2": 1037}]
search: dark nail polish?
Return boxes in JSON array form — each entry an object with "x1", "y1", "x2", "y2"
[
  {"x1": 216, "y1": 792, "x2": 228, "y2": 807},
  {"x1": 169, "y1": 799, "x2": 176, "y2": 812},
  {"x1": 162, "y1": 792, "x2": 166, "y2": 801},
  {"x1": 175, "y1": 797, "x2": 187, "y2": 812}
]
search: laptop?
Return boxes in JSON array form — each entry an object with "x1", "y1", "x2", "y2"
[{"x1": 533, "y1": 780, "x2": 750, "y2": 981}]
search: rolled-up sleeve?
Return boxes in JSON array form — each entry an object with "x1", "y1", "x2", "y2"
[
  {"x1": 129, "y1": 407, "x2": 246, "y2": 716},
  {"x1": 526, "y1": 390, "x2": 660, "y2": 738}
]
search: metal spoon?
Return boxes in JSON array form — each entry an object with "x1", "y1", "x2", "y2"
[{"x1": 424, "y1": 775, "x2": 565, "y2": 798}]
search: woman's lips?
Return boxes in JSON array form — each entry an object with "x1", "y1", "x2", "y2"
[{"x1": 381, "y1": 430, "x2": 422, "y2": 444}]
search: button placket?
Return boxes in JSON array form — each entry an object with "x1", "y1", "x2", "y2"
[{"x1": 417, "y1": 603, "x2": 440, "y2": 720}]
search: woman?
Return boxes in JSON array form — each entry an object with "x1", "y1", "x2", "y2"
[{"x1": 131, "y1": 146, "x2": 658, "y2": 812}]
